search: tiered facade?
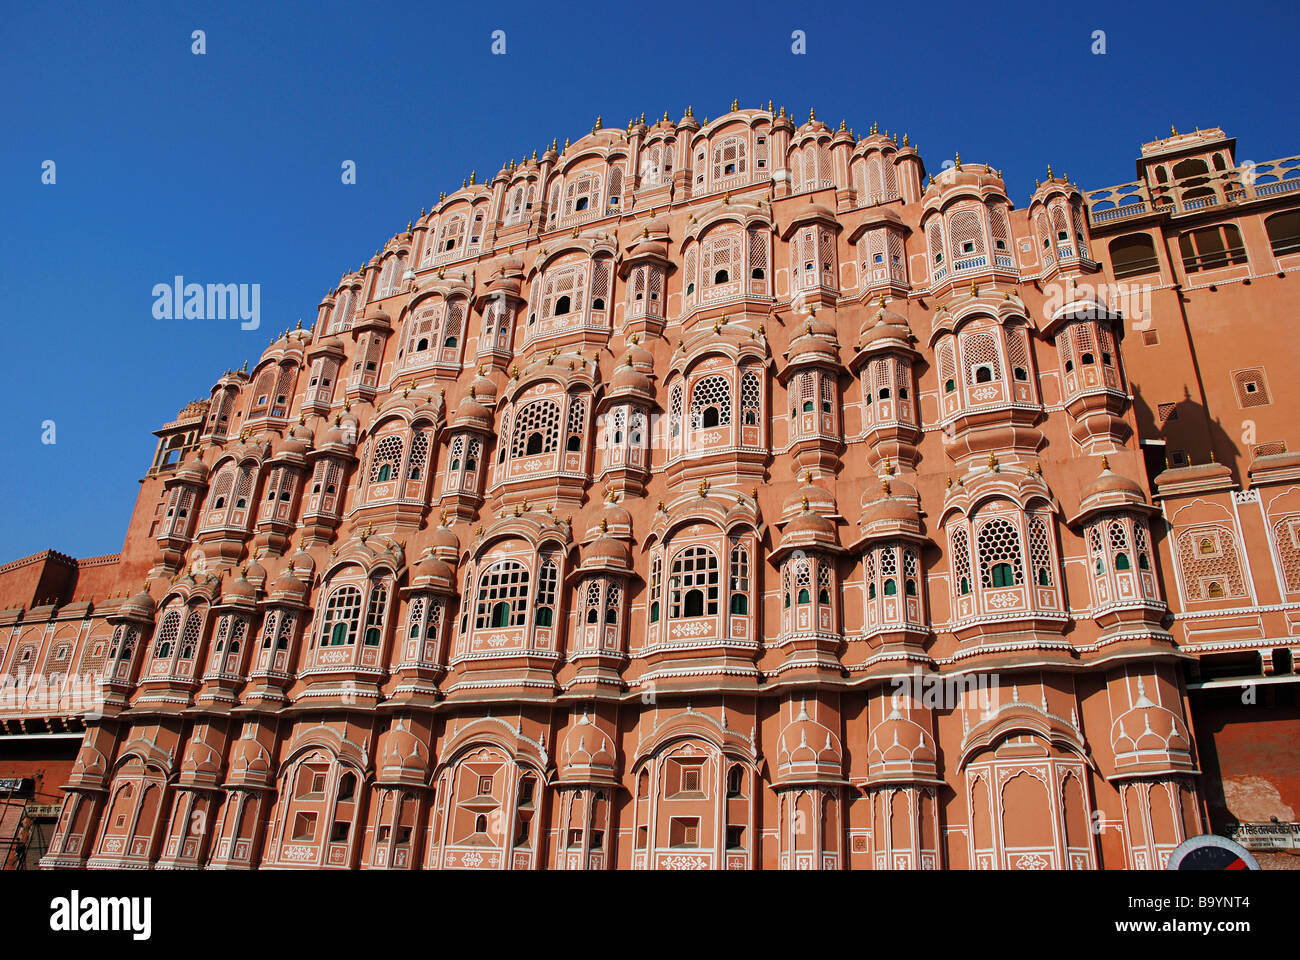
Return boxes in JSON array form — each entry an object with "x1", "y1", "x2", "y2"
[{"x1": 3, "y1": 108, "x2": 1299, "y2": 869}]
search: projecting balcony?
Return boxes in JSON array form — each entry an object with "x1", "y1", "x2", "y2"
[{"x1": 1086, "y1": 154, "x2": 1300, "y2": 227}]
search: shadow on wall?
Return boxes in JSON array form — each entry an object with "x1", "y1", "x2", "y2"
[{"x1": 1130, "y1": 383, "x2": 1240, "y2": 490}]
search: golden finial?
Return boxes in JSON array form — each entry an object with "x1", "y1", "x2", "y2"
[
  {"x1": 510, "y1": 364, "x2": 519, "y2": 379},
  {"x1": 946, "y1": 476, "x2": 953, "y2": 489},
  {"x1": 600, "y1": 517, "x2": 608, "y2": 532},
  {"x1": 686, "y1": 105, "x2": 694, "y2": 117},
  {"x1": 594, "y1": 115, "x2": 602, "y2": 131},
  {"x1": 801, "y1": 495, "x2": 810, "y2": 511},
  {"x1": 970, "y1": 281, "x2": 979, "y2": 297},
  {"x1": 988, "y1": 451, "x2": 998, "y2": 470},
  {"x1": 954, "y1": 152, "x2": 961, "y2": 171},
  {"x1": 881, "y1": 477, "x2": 891, "y2": 496},
  {"x1": 1171, "y1": 124, "x2": 1178, "y2": 136},
  {"x1": 803, "y1": 469, "x2": 812, "y2": 484},
  {"x1": 1100, "y1": 454, "x2": 1110, "y2": 471},
  {"x1": 809, "y1": 107, "x2": 816, "y2": 122},
  {"x1": 1046, "y1": 163, "x2": 1053, "y2": 180},
  {"x1": 750, "y1": 487, "x2": 758, "y2": 499},
  {"x1": 698, "y1": 479, "x2": 710, "y2": 498},
  {"x1": 657, "y1": 499, "x2": 665, "y2": 512},
  {"x1": 1035, "y1": 460, "x2": 1043, "y2": 475},
  {"x1": 838, "y1": 119, "x2": 846, "y2": 132},
  {"x1": 902, "y1": 132, "x2": 909, "y2": 146},
  {"x1": 884, "y1": 456, "x2": 894, "y2": 476},
  {"x1": 731, "y1": 97, "x2": 739, "y2": 111}
]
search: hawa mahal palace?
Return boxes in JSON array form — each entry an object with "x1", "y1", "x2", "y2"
[{"x1": 2, "y1": 103, "x2": 1299, "y2": 870}]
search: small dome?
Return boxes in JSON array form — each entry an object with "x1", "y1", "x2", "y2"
[
  {"x1": 785, "y1": 506, "x2": 836, "y2": 539},
  {"x1": 609, "y1": 360, "x2": 655, "y2": 399},
  {"x1": 452, "y1": 395, "x2": 493, "y2": 430},
  {"x1": 583, "y1": 534, "x2": 631, "y2": 571},
  {"x1": 410, "y1": 550, "x2": 454, "y2": 590},
  {"x1": 624, "y1": 339, "x2": 655, "y2": 373},
  {"x1": 782, "y1": 478, "x2": 837, "y2": 519},
  {"x1": 430, "y1": 521, "x2": 460, "y2": 558},
  {"x1": 223, "y1": 572, "x2": 257, "y2": 602},
  {"x1": 268, "y1": 566, "x2": 307, "y2": 603},
  {"x1": 120, "y1": 587, "x2": 157, "y2": 619},
  {"x1": 469, "y1": 368, "x2": 498, "y2": 404},
  {"x1": 174, "y1": 460, "x2": 210, "y2": 485},
  {"x1": 1081, "y1": 460, "x2": 1145, "y2": 501}
]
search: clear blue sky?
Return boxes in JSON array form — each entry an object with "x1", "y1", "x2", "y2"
[{"x1": 2, "y1": 0, "x2": 1297, "y2": 560}]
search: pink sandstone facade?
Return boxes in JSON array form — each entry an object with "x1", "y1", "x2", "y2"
[{"x1": 2, "y1": 107, "x2": 1299, "y2": 870}]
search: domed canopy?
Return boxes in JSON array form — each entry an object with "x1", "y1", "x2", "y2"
[
  {"x1": 865, "y1": 706, "x2": 940, "y2": 785},
  {"x1": 410, "y1": 550, "x2": 455, "y2": 592},
  {"x1": 558, "y1": 711, "x2": 619, "y2": 785},
  {"x1": 1110, "y1": 678, "x2": 1192, "y2": 769},
  {"x1": 775, "y1": 700, "x2": 844, "y2": 785}
]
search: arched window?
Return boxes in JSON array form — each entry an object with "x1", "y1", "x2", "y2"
[
  {"x1": 978, "y1": 517, "x2": 1024, "y2": 588},
  {"x1": 511, "y1": 399, "x2": 561, "y2": 459},
  {"x1": 729, "y1": 542, "x2": 750, "y2": 615},
  {"x1": 1109, "y1": 233, "x2": 1160, "y2": 279},
  {"x1": 1265, "y1": 211, "x2": 1300, "y2": 258},
  {"x1": 535, "y1": 557, "x2": 558, "y2": 627},
  {"x1": 320, "y1": 585, "x2": 363, "y2": 646},
  {"x1": 369, "y1": 435, "x2": 404, "y2": 484},
  {"x1": 669, "y1": 546, "x2": 719, "y2": 618},
  {"x1": 690, "y1": 376, "x2": 732, "y2": 431},
  {"x1": 475, "y1": 560, "x2": 530, "y2": 629},
  {"x1": 364, "y1": 580, "x2": 388, "y2": 646}
]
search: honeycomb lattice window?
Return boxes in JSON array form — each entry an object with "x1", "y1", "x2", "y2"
[
  {"x1": 977, "y1": 517, "x2": 1024, "y2": 588},
  {"x1": 691, "y1": 375, "x2": 732, "y2": 428},
  {"x1": 369, "y1": 435, "x2": 405, "y2": 482},
  {"x1": 950, "y1": 526, "x2": 971, "y2": 595},
  {"x1": 740, "y1": 370, "x2": 761, "y2": 424},
  {"x1": 511, "y1": 399, "x2": 561, "y2": 458},
  {"x1": 1028, "y1": 515, "x2": 1054, "y2": 586},
  {"x1": 153, "y1": 610, "x2": 181, "y2": 658},
  {"x1": 407, "y1": 432, "x2": 429, "y2": 479},
  {"x1": 179, "y1": 612, "x2": 202, "y2": 660},
  {"x1": 566, "y1": 396, "x2": 587, "y2": 439},
  {"x1": 474, "y1": 560, "x2": 530, "y2": 629},
  {"x1": 1232, "y1": 367, "x2": 1271, "y2": 408},
  {"x1": 406, "y1": 597, "x2": 425, "y2": 639}
]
